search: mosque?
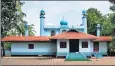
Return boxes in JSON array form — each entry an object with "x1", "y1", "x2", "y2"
[
  {"x1": 39, "y1": 9, "x2": 87, "y2": 36},
  {"x1": 2, "y1": 9, "x2": 112, "y2": 60}
]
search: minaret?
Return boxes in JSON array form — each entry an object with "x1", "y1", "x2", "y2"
[
  {"x1": 40, "y1": 9, "x2": 45, "y2": 36},
  {"x1": 97, "y1": 24, "x2": 101, "y2": 37},
  {"x1": 25, "y1": 22, "x2": 28, "y2": 36},
  {"x1": 82, "y1": 10, "x2": 87, "y2": 33}
]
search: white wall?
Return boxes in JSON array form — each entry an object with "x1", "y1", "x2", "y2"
[
  {"x1": 57, "y1": 39, "x2": 93, "y2": 53},
  {"x1": 11, "y1": 42, "x2": 56, "y2": 53},
  {"x1": 79, "y1": 39, "x2": 92, "y2": 52},
  {"x1": 44, "y1": 29, "x2": 60, "y2": 36},
  {"x1": 57, "y1": 39, "x2": 69, "y2": 53},
  {"x1": 90, "y1": 41, "x2": 94, "y2": 52},
  {"x1": 99, "y1": 42, "x2": 107, "y2": 53}
]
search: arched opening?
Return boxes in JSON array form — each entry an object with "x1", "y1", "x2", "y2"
[
  {"x1": 62, "y1": 30, "x2": 66, "y2": 33},
  {"x1": 68, "y1": 29, "x2": 78, "y2": 32},
  {"x1": 51, "y1": 30, "x2": 56, "y2": 36}
]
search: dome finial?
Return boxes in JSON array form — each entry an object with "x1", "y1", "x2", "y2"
[
  {"x1": 41, "y1": 8, "x2": 44, "y2": 10},
  {"x1": 40, "y1": 8, "x2": 45, "y2": 13},
  {"x1": 63, "y1": 16, "x2": 64, "y2": 20},
  {"x1": 60, "y1": 16, "x2": 68, "y2": 25},
  {"x1": 82, "y1": 9, "x2": 87, "y2": 16}
]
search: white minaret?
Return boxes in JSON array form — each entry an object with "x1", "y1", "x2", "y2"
[
  {"x1": 25, "y1": 22, "x2": 28, "y2": 36},
  {"x1": 40, "y1": 9, "x2": 45, "y2": 36},
  {"x1": 97, "y1": 24, "x2": 101, "y2": 36},
  {"x1": 82, "y1": 10, "x2": 87, "y2": 33}
]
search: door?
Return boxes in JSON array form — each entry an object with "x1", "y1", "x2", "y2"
[
  {"x1": 69, "y1": 39, "x2": 79, "y2": 52},
  {"x1": 93, "y1": 42, "x2": 99, "y2": 52}
]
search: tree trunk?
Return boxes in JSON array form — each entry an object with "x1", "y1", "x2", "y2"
[
  {"x1": 1, "y1": 42, "x2": 5, "y2": 56},
  {"x1": 1, "y1": 30, "x2": 5, "y2": 56}
]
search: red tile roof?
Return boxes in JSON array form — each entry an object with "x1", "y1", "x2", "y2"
[
  {"x1": 2, "y1": 36, "x2": 50, "y2": 42},
  {"x1": 1, "y1": 32, "x2": 112, "y2": 42},
  {"x1": 50, "y1": 32, "x2": 97, "y2": 40},
  {"x1": 94, "y1": 36, "x2": 112, "y2": 42}
]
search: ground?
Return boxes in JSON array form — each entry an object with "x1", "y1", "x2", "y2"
[{"x1": 1, "y1": 56, "x2": 115, "y2": 65}]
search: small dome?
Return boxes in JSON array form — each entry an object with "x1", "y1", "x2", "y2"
[
  {"x1": 40, "y1": 9, "x2": 45, "y2": 13},
  {"x1": 60, "y1": 20, "x2": 68, "y2": 25},
  {"x1": 97, "y1": 24, "x2": 101, "y2": 28},
  {"x1": 82, "y1": 10, "x2": 86, "y2": 14}
]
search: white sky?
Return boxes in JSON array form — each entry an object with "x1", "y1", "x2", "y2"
[{"x1": 21, "y1": 1, "x2": 112, "y2": 36}]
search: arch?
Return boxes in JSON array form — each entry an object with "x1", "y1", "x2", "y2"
[
  {"x1": 51, "y1": 30, "x2": 56, "y2": 36},
  {"x1": 62, "y1": 30, "x2": 66, "y2": 33},
  {"x1": 68, "y1": 29, "x2": 78, "y2": 32}
]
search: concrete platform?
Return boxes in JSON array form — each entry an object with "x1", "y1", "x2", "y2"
[{"x1": 1, "y1": 56, "x2": 115, "y2": 65}]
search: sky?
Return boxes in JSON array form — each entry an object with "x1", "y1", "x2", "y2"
[{"x1": 21, "y1": 1, "x2": 112, "y2": 36}]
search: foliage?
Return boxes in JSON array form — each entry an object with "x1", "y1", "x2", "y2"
[
  {"x1": 109, "y1": 0, "x2": 115, "y2": 52},
  {"x1": 87, "y1": 8, "x2": 115, "y2": 36},
  {"x1": 109, "y1": 0, "x2": 115, "y2": 11},
  {"x1": 1, "y1": 0, "x2": 17, "y2": 37},
  {"x1": 4, "y1": 42, "x2": 11, "y2": 50},
  {"x1": 109, "y1": 0, "x2": 115, "y2": 4},
  {"x1": 1, "y1": 0, "x2": 36, "y2": 37},
  {"x1": 87, "y1": 8, "x2": 104, "y2": 35},
  {"x1": 101, "y1": 14, "x2": 115, "y2": 36},
  {"x1": 28, "y1": 24, "x2": 36, "y2": 36},
  {"x1": 1, "y1": 0, "x2": 36, "y2": 54},
  {"x1": 87, "y1": 7, "x2": 115, "y2": 52}
]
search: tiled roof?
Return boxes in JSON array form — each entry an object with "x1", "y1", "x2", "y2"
[
  {"x1": 50, "y1": 32, "x2": 97, "y2": 40},
  {"x1": 1, "y1": 33, "x2": 112, "y2": 42},
  {"x1": 2, "y1": 36, "x2": 50, "y2": 42},
  {"x1": 94, "y1": 36, "x2": 112, "y2": 42}
]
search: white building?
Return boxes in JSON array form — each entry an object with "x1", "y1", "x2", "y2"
[{"x1": 2, "y1": 10, "x2": 112, "y2": 58}]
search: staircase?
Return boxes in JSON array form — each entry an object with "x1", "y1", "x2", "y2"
[
  {"x1": 93, "y1": 52, "x2": 103, "y2": 58},
  {"x1": 65, "y1": 52, "x2": 90, "y2": 61}
]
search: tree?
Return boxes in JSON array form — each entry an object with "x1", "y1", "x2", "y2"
[
  {"x1": 1, "y1": 0, "x2": 36, "y2": 56},
  {"x1": 87, "y1": 8, "x2": 103, "y2": 35},
  {"x1": 1, "y1": 0, "x2": 17, "y2": 56},
  {"x1": 1, "y1": 0, "x2": 17, "y2": 38},
  {"x1": 109, "y1": 0, "x2": 115, "y2": 11},
  {"x1": 101, "y1": 14, "x2": 115, "y2": 36},
  {"x1": 87, "y1": 8, "x2": 115, "y2": 36},
  {"x1": 1, "y1": 0, "x2": 35, "y2": 37},
  {"x1": 28, "y1": 24, "x2": 36, "y2": 36},
  {"x1": 109, "y1": 0, "x2": 115, "y2": 52}
]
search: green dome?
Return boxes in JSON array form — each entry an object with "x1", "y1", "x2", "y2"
[
  {"x1": 60, "y1": 20, "x2": 68, "y2": 25},
  {"x1": 40, "y1": 9, "x2": 45, "y2": 13},
  {"x1": 82, "y1": 10, "x2": 86, "y2": 15}
]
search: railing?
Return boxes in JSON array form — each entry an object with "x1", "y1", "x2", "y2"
[
  {"x1": 79, "y1": 52, "x2": 87, "y2": 58},
  {"x1": 44, "y1": 25, "x2": 84, "y2": 29},
  {"x1": 66, "y1": 53, "x2": 69, "y2": 59},
  {"x1": 68, "y1": 25, "x2": 84, "y2": 28},
  {"x1": 44, "y1": 25, "x2": 60, "y2": 29}
]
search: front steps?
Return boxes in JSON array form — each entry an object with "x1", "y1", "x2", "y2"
[
  {"x1": 65, "y1": 52, "x2": 90, "y2": 61},
  {"x1": 93, "y1": 52, "x2": 103, "y2": 58}
]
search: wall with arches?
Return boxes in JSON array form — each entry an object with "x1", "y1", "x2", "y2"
[{"x1": 44, "y1": 29, "x2": 60, "y2": 36}]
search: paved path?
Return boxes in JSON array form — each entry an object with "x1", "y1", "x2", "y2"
[{"x1": 1, "y1": 56, "x2": 115, "y2": 65}]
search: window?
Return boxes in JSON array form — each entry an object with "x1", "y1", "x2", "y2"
[
  {"x1": 51, "y1": 30, "x2": 56, "y2": 36},
  {"x1": 62, "y1": 30, "x2": 66, "y2": 33},
  {"x1": 82, "y1": 42, "x2": 88, "y2": 48},
  {"x1": 60, "y1": 42, "x2": 66, "y2": 48},
  {"x1": 28, "y1": 44, "x2": 34, "y2": 49}
]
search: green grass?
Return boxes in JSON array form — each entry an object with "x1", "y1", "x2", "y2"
[{"x1": 65, "y1": 59, "x2": 91, "y2": 61}]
